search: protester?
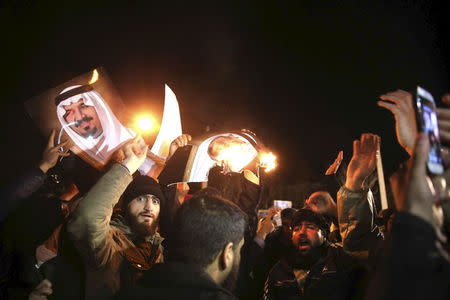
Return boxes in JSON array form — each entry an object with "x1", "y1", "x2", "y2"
[
  {"x1": 0, "y1": 130, "x2": 70, "y2": 300},
  {"x1": 264, "y1": 208, "x2": 365, "y2": 300},
  {"x1": 0, "y1": 130, "x2": 69, "y2": 223},
  {"x1": 118, "y1": 193, "x2": 247, "y2": 299},
  {"x1": 67, "y1": 136, "x2": 165, "y2": 300},
  {"x1": 366, "y1": 133, "x2": 450, "y2": 300},
  {"x1": 337, "y1": 133, "x2": 384, "y2": 257},
  {"x1": 264, "y1": 207, "x2": 296, "y2": 268}
]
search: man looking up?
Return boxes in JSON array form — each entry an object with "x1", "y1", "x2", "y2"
[
  {"x1": 120, "y1": 193, "x2": 247, "y2": 299},
  {"x1": 68, "y1": 136, "x2": 165, "y2": 300},
  {"x1": 264, "y1": 208, "x2": 364, "y2": 300}
]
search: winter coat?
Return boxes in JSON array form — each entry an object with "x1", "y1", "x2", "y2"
[
  {"x1": 366, "y1": 212, "x2": 450, "y2": 300},
  {"x1": 67, "y1": 164, "x2": 164, "y2": 300},
  {"x1": 264, "y1": 244, "x2": 365, "y2": 300},
  {"x1": 337, "y1": 187, "x2": 383, "y2": 258}
]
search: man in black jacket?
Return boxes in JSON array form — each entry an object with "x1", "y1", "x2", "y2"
[
  {"x1": 264, "y1": 208, "x2": 365, "y2": 300},
  {"x1": 119, "y1": 193, "x2": 247, "y2": 299}
]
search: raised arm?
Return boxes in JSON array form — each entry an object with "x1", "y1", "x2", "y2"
[
  {"x1": 378, "y1": 89, "x2": 417, "y2": 156},
  {"x1": 337, "y1": 133, "x2": 383, "y2": 255},
  {"x1": 67, "y1": 136, "x2": 148, "y2": 266},
  {"x1": 0, "y1": 130, "x2": 69, "y2": 222}
]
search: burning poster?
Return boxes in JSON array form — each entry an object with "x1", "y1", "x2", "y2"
[{"x1": 158, "y1": 130, "x2": 277, "y2": 185}]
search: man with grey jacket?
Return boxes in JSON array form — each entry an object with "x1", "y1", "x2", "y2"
[{"x1": 68, "y1": 136, "x2": 164, "y2": 300}]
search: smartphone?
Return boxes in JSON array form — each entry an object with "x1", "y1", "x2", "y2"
[
  {"x1": 272, "y1": 213, "x2": 282, "y2": 227},
  {"x1": 257, "y1": 209, "x2": 269, "y2": 220},
  {"x1": 273, "y1": 200, "x2": 292, "y2": 210},
  {"x1": 415, "y1": 86, "x2": 444, "y2": 174}
]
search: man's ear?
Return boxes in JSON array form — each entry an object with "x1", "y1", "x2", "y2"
[{"x1": 219, "y1": 242, "x2": 234, "y2": 271}]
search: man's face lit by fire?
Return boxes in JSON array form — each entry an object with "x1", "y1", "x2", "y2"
[
  {"x1": 291, "y1": 221, "x2": 325, "y2": 255},
  {"x1": 63, "y1": 98, "x2": 103, "y2": 139}
]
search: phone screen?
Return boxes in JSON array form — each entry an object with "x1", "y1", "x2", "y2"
[
  {"x1": 416, "y1": 86, "x2": 444, "y2": 174},
  {"x1": 273, "y1": 200, "x2": 292, "y2": 209}
]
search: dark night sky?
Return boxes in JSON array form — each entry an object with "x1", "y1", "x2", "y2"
[{"x1": 1, "y1": 0, "x2": 448, "y2": 186}]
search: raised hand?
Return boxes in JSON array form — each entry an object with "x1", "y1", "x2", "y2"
[
  {"x1": 121, "y1": 135, "x2": 149, "y2": 174},
  {"x1": 305, "y1": 191, "x2": 337, "y2": 219},
  {"x1": 378, "y1": 89, "x2": 417, "y2": 155},
  {"x1": 168, "y1": 134, "x2": 192, "y2": 159},
  {"x1": 345, "y1": 133, "x2": 379, "y2": 191},
  {"x1": 325, "y1": 151, "x2": 343, "y2": 175},
  {"x1": 39, "y1": 129, "x2": 70, "y2": 173}
]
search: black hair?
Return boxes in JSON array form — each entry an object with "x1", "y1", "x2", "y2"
[
  {"x1": 280, "y1": 208, "x2": 297, "y2": 222},
  {"x1": 169, "y1": 194, "x2": 247, "y2": 268},
  {"x1": 292, "y1": 208, "x2": 331, "y2": 236}
]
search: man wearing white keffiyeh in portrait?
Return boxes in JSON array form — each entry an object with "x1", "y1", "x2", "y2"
[{"x1": 55, "y1": 85, "x2": 155, "y2": 174}]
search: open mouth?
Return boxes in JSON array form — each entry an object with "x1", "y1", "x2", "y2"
[
  {"x1": 140, "y1": 213, "x2": 155, "y2": 221},
  {"x1": 298, "y1": 241, "x2": 310, "y2": 250}
]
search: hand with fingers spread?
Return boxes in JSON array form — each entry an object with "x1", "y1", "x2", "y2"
[
  {"x1": 28, "y1": 279, "x2": 53, "y2": 300},
  {"x1": 345, "y1": 133, "x2": 379, "y2": 191},
  {"x1": 436, "y1": 93, "x2": 450, "y2": 144},
  {"x1": 378, "y1": 89, "x2": 417, "y2": 155},
  {"x1": 325, "y1": 151, "x2": 343, "y2": 175},
  {"x1": 39, "y1": 129, "x2": 70, "y2": 173},
  {"x1": 168, "y1": 134, "x2": 192, "y2": 160},
  {"x1": 121, "y1": 135, "x2": 149, "y2": 174}
]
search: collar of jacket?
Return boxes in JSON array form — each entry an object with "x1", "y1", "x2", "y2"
[
  {"x1": 138, "y1": 262, "x2": 235, "y2": 297},
  {"x1": 110, "y1": 215, "x2": 164, "y2": 244},
  {"x1": 284, "y1": 244, "x2": 338, "y2": 277}
]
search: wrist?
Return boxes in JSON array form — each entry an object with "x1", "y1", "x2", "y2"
[
  {"x1": 38, "y1": 162, "x2": 50, "y2": 174},
  {"x1": 256, "y1": 231, "x2": 267, "y2": 241},
  {"x1": 344, "y1": 178, "x2": 364, "y2": 191},
  {"x1": 117, "y1": 162, "x2": 132, "y2": 175}
]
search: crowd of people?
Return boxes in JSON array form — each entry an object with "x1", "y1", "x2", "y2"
[{"x1": 1, "y1": 89, "x2": 450, "y2": 300}]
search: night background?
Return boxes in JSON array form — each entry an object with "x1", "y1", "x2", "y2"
[{"x1": 1, "y1": 0, "x2": 448, "y2": 203}]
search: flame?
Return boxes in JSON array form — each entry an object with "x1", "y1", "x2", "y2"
[
  {"x1": 88, "y1": 69, "x2": 99, "y2": 84},
  {"x1": 214, "y1": 141, "x2": 257, "y2": 173},
  {"x1": 132, "y1": 113, "x2": 156, "y2": 134},
  {"x1": 259, "y1": 152, "x2": 277, "y2": 172}
]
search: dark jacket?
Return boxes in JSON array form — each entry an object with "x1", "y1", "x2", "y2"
[
  {"x1": 337, "y1": 187, "x2": 383, "y2": 258},
  {"x1": 366, "y1": 212, "x2": 450, "y2": 300},
  {"x1": 0, "y1": 167, "x2": 48, "y2": 223},
  {"x1": 265, "y1": 227, "x2": 294, "y2": 269},
  {"x1": 0, "y1": 168, "x2": 65, "y2": 300},
  {"x1": 117, "y1": 261, "x2": 236, "y2": 300},
  {"x1": 264, "y1": 244, "x2": 365, "y2": 300}
]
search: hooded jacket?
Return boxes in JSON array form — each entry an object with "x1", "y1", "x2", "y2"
[{"x1": 67, "y1": 164, "x2": 164, "y2": 300}]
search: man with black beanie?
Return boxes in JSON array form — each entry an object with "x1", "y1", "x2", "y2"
[
  {"x1": 68, "y1": 136, "x2": 165, "y2": 300},
  {"x1": 264, "y1": 208, "x2": 366, "y2": 300}
]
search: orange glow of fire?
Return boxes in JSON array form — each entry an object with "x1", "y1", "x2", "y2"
[
  {"x1": 214, "y1": 141, "x2": 257, "y2": 173},
  {"x1": 132, "y1": 114, "x2": 157, "y2": 134},
  {"x1": 259, "y1": 152, "x2": 277, "y2": 172},
  {"x1": 88, "y1": 69, "x2": 99, "y2": 84}
]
